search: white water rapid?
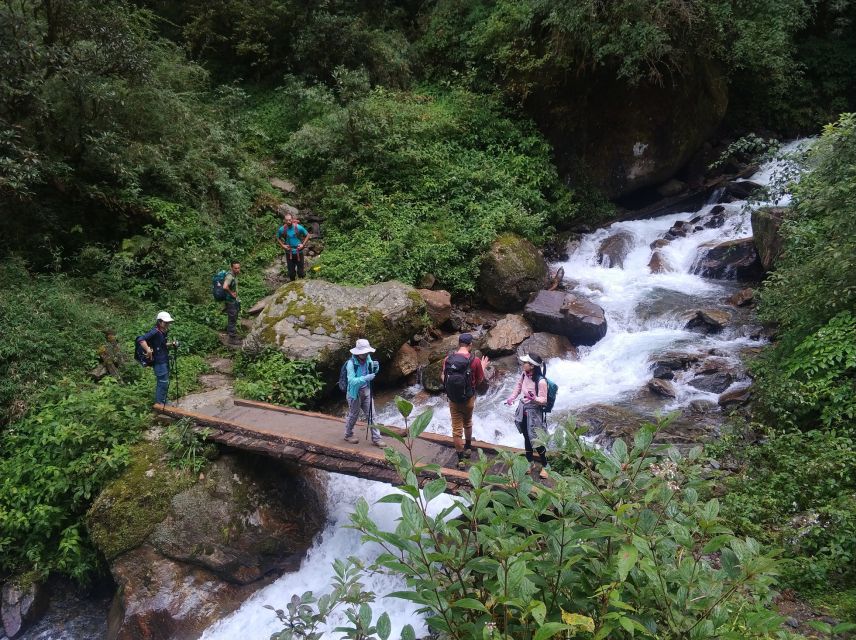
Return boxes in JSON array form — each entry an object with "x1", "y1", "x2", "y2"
[{"x1": 201, "y1": 141, "x2": 808, "y2": 640}]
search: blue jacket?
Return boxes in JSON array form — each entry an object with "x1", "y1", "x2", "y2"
[
  {"x1": 141, "y1": 326, "x2": 170, "y2": 365},
  {"x1": 346, "y1": 355, "x2": 379, "y2": 400}
]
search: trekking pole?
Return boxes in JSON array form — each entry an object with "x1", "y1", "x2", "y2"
[{"x1": 366, "y1": 381, "x2": 373, "y2": 441}]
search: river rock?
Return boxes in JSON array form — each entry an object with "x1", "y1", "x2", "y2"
[
  {"x1": 651, "y1": 351, "x2": 699, "y2": 371},
  {"x1": 2, "y1": 580, "x2": 48, "y2": 638},
  {"x1": 597, "y1": 231, "x2": 634, "y2": 268},
  {"x1": 249, "y1": 280, "x2": 428, "y2": 380},
  {"x1": 726, "y1": 287, "x2": 754, "y2": 307},
  {"x1": 689, "y1": 399, "x2": 717, "y2": 414},
  {"x1": 684, "y1": 308, "x2": 731, "y2": 334},
  {"x1": 719, "y1": 385, "x2": 752, "y2": 407},
  {"x1": 91, "y1": 452, "x2": 326, "y2": 640},
  {"x1": 524, "y1": 291, "x2": 607, "y2": 346},
  {"x1": 482, "y1": 315, "x2": 533, "y2": 356},
  {"x1": 695, "y1": 238, "x2": 763, "y2": 281},
  {"x1": 419, "y1": 334, "x2": 465, "y2": 364},
  {"x1": 688, "y1": 372, "x2": 734, "y2": 393},
  {"x1": 517, "y1": 332, "x2": 578, "y2": 360},
  {"x1": 724, "y1": 180, "x2": 763, "y2": 200},
  {"x1": 478, "y1": 233, "x2": 548, "y2": 311},
  {"x1": 652, "y1": 364, "x2": 674, "y2": 380},
  {"x1": 388, "y1": 343, "x2": 419, "y2": 381},
  {"x1": 648, "y1": 251, "x2": 672, "y2": 273},
  {"x1": 421, "y1": 360, "x2": 445, "y2": 394},
  {"x1": 751, "y1": 206, "x2": 786, "y2": 272},
  {"x1": 648, "y1": 378, "x2": 677, "y2": 398},
  {"x1": 664, "y1": 220, "x2": 692, "y2": 239},
  {"x1": 417, "y1": 289, "x2": 452, "y2": 327}
]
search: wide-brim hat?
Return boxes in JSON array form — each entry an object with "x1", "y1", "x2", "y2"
[{"x1": 350, "y1": 338, "x2": 376, "y2": 355}]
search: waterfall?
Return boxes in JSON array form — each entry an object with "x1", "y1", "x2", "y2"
[{"x1": 201, "y1": 140, "x2": 810, "y2": 639}]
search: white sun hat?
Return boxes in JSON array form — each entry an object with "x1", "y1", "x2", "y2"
[
  {"x1": 350, "y1": 338, "x2": 376, "y2": 355},
  {"x1": 156, "y1": 311, "x2": 174, "y2": 323},
  {"x1": 518, "y1": 353, "x2": 543, "y2": 367}
]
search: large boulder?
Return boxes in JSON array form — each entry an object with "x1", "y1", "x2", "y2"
[
  {"x1": 387, "y1": 343, "x2": 419, "y2": 382},
  {"x1": 694, "y1": 238, "x2": 763, "y2": 281},
  {"x1": 417, "y1": 289, "x2": 452, "y2": 327},
  {"x1": 249, "y1": 280, "x2": 429, "y2": 379},
  {"x1": 523, "y1": 291, "x2": 608, "y2": 346},
  {"x1": 482, "y1": 315, "x2": 533, "y2": 356},
  {"x1": 751, "y1": 206, "x2": 786, "y2": 272},
  {"x1": 597, "y1": 231, "x2": 634, "y2": 268},
  {"x1": 517, "y1": 332, "x2": 578, "y2": 361},
  {"x1": 723, "y1": 180, "x2": 763, "y2": 201},
  {"x1": 683, "y1": 309, "x2": 731, "y2": 334},
  {"x1": 2, "y1": 580, "x2": 48, "y2": 638},
  {"x1": 532, "y1": 57, "x2": 728, "y2": 198},
  {"x1": 89, "y1": 446, "x2": 326, "y2": 640},
  {"x1": 478, "y1": 234, "x2": 548, "y2": 311}
]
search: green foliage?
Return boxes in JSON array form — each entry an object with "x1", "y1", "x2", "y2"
[
  {"x1": 347, "y1": 408, "x2": 782, "y2": 639},
  {"x1": 0, "y1": 378, "x2": 149, "y2": 580},
  {"x1": 753, "y1": 114, "x2": 856, "y2": 432},
  {"x1": 280, "y1": 84, "x2": 576, "y2": 292},
  {"x1": 234, "y1": 350, "x2": 324, "y2": 409},
  {"x1": 161, "y1": 419, "x2": 215, "y2": 474},
  {"x1": 718, "y1": 427, "x2": 856, "y2": 595}
]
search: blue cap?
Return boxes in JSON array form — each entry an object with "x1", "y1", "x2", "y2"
[{"x1": 459, "y1": 333, "x2": 473, "y2": 345}]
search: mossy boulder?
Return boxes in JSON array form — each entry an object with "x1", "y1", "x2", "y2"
[
  {"x1": 478, "y1": 234, "x2": 548, "y2": 312},
  {"x1": 751, "y1": 206, "x2": 786, "y2": 272},
  {"x1": 249, "y1": 280, "x2": 429, "y2": 380},
  {"x1": 89, "y1": 449, "x2": 326, "y2": 640}
]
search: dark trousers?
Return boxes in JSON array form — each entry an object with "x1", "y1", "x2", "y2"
[
  {"x1": 226, "y1": 301, "x2": 239, "y2": 337},
  {"x1": 520, "y1": 411, "x2": 548, "y2": 467},
  {"x1": 286, "y1": 251, "x2": 305, "y2": 281}
]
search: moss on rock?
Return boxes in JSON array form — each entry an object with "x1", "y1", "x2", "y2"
[{"x1": 478, "y1": 233, "x2": 548, "y2": 312}]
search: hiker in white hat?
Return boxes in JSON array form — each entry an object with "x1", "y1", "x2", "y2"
[
  {"x1": 137, "y1": 311, "x2": 177, "y2": 406},
  {"x1": 341, "y1": 338, "x2": 384, "y2": 446}
]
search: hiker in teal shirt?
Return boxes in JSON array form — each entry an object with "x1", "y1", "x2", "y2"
[{"x1": 275, "y1": 212, "x2": 311, "y2": 281}]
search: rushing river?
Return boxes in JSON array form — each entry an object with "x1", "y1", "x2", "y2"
[{"x1": 196, "y1": 143, "x2": 806, "y2": 640}]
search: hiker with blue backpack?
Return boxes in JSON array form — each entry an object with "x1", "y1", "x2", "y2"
[
  {"x1": 505, "y1": 352, "x2": 554, "y2": 479},
  {"x1": 340, "y1": 338, "x2": 385, "y2": 447},
  {"x1": 212, "y1": 261, "x2": 241, "y2": 344},
  {"x1": 276, "y1": 212, "x2": 311, "y2": 282}
]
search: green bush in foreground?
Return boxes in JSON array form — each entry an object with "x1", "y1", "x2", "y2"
[
  {"x1": 274, "y1": 406, "x2": 786, "y2": 640},
  {"x1": 234, "y1": 349, "x2": 325, "y2": 409}
]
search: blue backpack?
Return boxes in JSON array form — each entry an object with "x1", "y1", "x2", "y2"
[
  {"x1": 212, "y1": 270, "x2": 229, "y2": 301},
  {"x1": 544, "y1": 378, "x2": 559, "y2": 413},
  {"x1": 337, "y1": 359, "x2": 351, "y2": 392}
]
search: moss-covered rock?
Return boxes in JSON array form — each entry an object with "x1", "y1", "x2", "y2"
[
  {"x1": 751, "y1": 206, "x2": 786, "y2": 272},
  {"x1": 249, "y1": 280, "x2": 429, "y2": 380},
  {"x1": 478, "y1": 233, "x2": 548, "y2": 312}
]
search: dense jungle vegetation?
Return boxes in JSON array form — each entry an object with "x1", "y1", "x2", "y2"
[{"x1": 1, "y1": 0, "x2": 855, "y2": 635}]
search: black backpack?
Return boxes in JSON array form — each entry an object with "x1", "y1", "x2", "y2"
[
  {"x1": 134, "y1": 335, "x2": 151, "y2": 367},
  {"x1": 443, "y1": 353, "x2": 475, "y2": 403}
]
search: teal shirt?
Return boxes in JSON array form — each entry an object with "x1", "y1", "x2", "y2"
[
  {"x1": 346, "y1": 355, "x2": 379, "y2": 400},
  {"x1": 277, "y1": 223, "x2": 309, "y2": 255}
]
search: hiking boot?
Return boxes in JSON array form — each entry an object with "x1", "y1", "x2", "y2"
[
  {"x1": 457, "y1": 458, "x2": 468, "y2": 470},
  {"x1": 372, "y1": 440, "x2": 386, "y2": 448},
  {"x1": 463, "y1": 446, "x2": 473, "y2": 459},
  {"x1": 343, "y1": 436, "x2": 359, "y2": 444},
  {"x1": 539, "y1": 466, "x2": 549, "y2": 480}
]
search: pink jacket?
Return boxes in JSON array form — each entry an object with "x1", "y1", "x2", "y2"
[{"x1": 508, "y1": 373, "x2": 547, "y2": 405}]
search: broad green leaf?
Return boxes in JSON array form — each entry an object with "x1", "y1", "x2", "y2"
[
  {"x1": 376, "y1": 493, "x2": 407, "y2": 504},
  {"x1": 702, "y1": 534, "x2": 733, "y2": 554},
  {"x1": 423, "y1": 477, "x2": 447, "y2": 503},
  {"x1": 409, "y1": 408, "x2": 433, "y2": 438},
  {"x1": 612, "y1": 438, "x2": 628, "y2": 462},
  {"x1": 617, "y1": 543, "x2": 638, "y2": 581},
  {"x1": 531, "y1": 601, "x2": 547, "y2": 625},
  {"x1": 561, "y1": 611, "x2": 595, "y2": 632},
  {"x1": 394, "y1": 395, "x2": 413, "y2": 418},
  {"x1": 452, "y1": 598, "x2": 489, "y2": 612},
  {"x1": 401, "y1": 624, "x2": 416, "y2": 640},
  {"x1": 359, "y1": 603, "x2": 372, "y2": 630},
  {"x1": 376, "y1": 612, "x2": 391, "y2": 640},
  {"x1": 533, "y1": 622, "x2": 572, "y2": 640}
]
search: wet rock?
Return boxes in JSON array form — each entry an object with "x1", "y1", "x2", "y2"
[
  {"x1": 703, "y1": 205, "x2": 726, "y2": 229},
  {"x1": 2, "y1": 580, "x2": 48, "y2": 638},
  {"x1": 751, "y1": 206, "x2": 786, "y2": 272},
  {"x1": 597, "y1": 231, "x2": 634, "y2": 268},
  {"x1": 664, "y1": 220, "x2": 691, "y2": 239},
  {"x1": 724, "y1": 180, "x2": 763, "y2": 200},
  {"x1": 695, "y1": 238, "x2": 763, "y2": 281},
  {"x1": 90, "y1": 453, "x2": 326, "y2": 640},
  {"x1": 688, "y1": 372, "x2": 734, "y2": 393},
  {"x1": 657, "y1": 179, "x2": 687, "y2": 198},
  {"x1": 726, "y1": 287, "x2": 754, "y2": 307},
  {"x1": 417, "y1": 289, "x2": 452, "y2": 327},
  {"x1": 388, "y1": 343, "x2": 419, "y2": 381},
  {"x1": 421, "y1": 360, "x2": 445, "y2": 393},
  {"x1": 648, "y1": 378, "x2": 677, "y2": 398},
  {"x1": 250, "y1": 280, "x2": 428, "y2": 381},
  {"x1": 524, "y1": 291, "x2": 608, "y2": 346},
  {"x1": 684, "y1": 308, "x2": 731, "y2": 334},
  {"x1": 652, "y1": 365, "x2": 674, "y2": 380},
  {"x1": 689, "y1": 399, "x2": 717, "y2": 414},
  {"x1": 718, "y1": 385, "x2": 752, "y2": 407},
  {"x1": 482, "y1": 315, "x2": 533, "y2": 356},
  {"x1": 416, "y1": 273, "x2": 436, "y2": 289},
  {"x1": 648, "y1": 251, "x2": 671, "y2": 273},
  {"x1": 651, "y1": 351, "x2": 699, "y2": 371},
  {"x1": 650, "y1": 238, "x2": 670, "y2": 250},
  {"x1": 478, "y1": 233, "x2": 548, "y2": 311},
  {"x1": 517, "y1": 332, "x2": 578, "y2": 360}
]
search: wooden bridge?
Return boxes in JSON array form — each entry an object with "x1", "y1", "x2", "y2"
[{"x1": 154, "y1": 398, "x2": 523, "y2": 494}]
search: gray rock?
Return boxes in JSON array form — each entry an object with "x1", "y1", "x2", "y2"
[
  {"x1": 648, "y1": 251, "x2": 671, "y2": 273},
  {"x1": 482, "y1": 315, "x2": 533, "y2": 356},
  {"x1": 417, "y1": 289, "x2": 452, "y2": 327},
  {"x1": 751, "y1": 206, "x2": 786, "y2": 272},
  {"x1": 2, "y1": 580, "x2": 48, "y2": 638},
  {"x1": 524, "y1": 291, "x2": 607, "y2": 346},
  {"x1": 517, "y1": 332, "x2": 578, "y2": 361},
  {"x1": 684, "y1": 309, "x2": 731, "y2": 334},
  {"x1": 688, "y1": 372, "x2": 734, "y2": 393},
  {"x1": 689, "y1": 399, "x2": 717, "y2": 414},
  {"x1": 652, "y1": 365, "x2": 674, "y2": 380},
  {"x1": 648, "y1": 378, "x2": 677, "y2": 397},
  {"x1": 388, "y1": 343, "x2": 419, "y2": 382},
  {"x1": 421, "y1": 360, "x2": 445, "y2": 394},
  {"x1": 597, "y1": 231, "x2": 635, "y2": 268},
  {"x1": 718, "y1": 385, "x2": 752, "y2": 407},
  {"x1": 478, "y1": 234, "x2": 548, "y2": 311},
  {"x1": 249, "y1": 280, "x2": 429, "y2": 380},
  {"x1": 695, "y1": 238, "x2": 763, "y2": 281}
]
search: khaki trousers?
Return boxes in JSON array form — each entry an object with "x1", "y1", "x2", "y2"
[{"x1": 449, "y1": 396, "x2": 475, "y2": 452}]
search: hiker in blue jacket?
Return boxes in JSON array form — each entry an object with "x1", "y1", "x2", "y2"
[
  {"x1": 343, "y1": 339, "x2": 384, "y2": 447},
  {"x1": 275, "y1": 212, "x2": 311, "y2": 281},
  {"x1": 138, "y1": 311, "x2": 176, "y2": 406}
]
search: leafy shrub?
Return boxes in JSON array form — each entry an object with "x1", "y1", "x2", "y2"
[
  {"x1": 162, "y1": 418, "x2": 215, "y2": 473},
  {"x1": 234, "y1": 350, "x2": 324, "y2": 409},
  {"x1": 341, "y1": 404, "x2": 782, "y2": 639},
  {"x1": 718, "y1": 427, "x2": 856, "y2": 594}
]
